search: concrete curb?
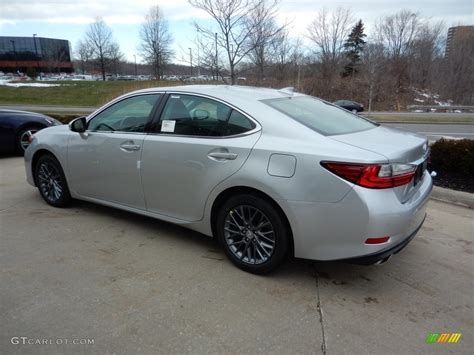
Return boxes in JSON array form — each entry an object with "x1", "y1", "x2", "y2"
[{"x1": 431, "y1": 186, "x2": 474, "y2": 209}]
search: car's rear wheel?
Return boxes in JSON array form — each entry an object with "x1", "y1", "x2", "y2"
[
  {"x1": 216, "y1": 194, "x2": 289, "y2": 274},
  {"x1": 16, "y1": 126, "x2": 40, "y2": 155},
  {"x1": 351, "y1": 109, "x2": 358, "y2": 114},
  {"x1": 35, "y1": 154, "x2": 71, "y2": 207}
]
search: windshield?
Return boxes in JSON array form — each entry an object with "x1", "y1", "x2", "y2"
[{"x1": 262, "y1": 96, "x2": 376, "y2": 136}]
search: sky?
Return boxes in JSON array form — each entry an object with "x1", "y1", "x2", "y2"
[{"x1": 0, "y1": 0, "x2": 472, "y2": 64}]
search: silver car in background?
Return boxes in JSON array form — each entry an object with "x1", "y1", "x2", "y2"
[{"x1": 24, "y1": 85, "x2": 432, "y2": 273}]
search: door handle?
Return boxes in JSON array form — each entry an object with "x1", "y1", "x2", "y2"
[
  {"x1": 120, "y1": 142, "x2": 141, "y2": 151},
  {"x1": 207, "y1": 152, "x2": 238, "y2": 161}
]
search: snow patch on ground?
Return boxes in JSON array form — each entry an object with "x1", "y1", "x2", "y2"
[
  {"x1": 434, "y1": 99, "x2": 451, "y2": 107},
  {"x1": 412, "y1": 87, "x2": 453, "y2": 106},
  {"x1": 0, "y1": 79, "x2": 61, "y2": 88}
]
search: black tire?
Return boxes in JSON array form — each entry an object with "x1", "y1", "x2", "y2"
[
  {"x1": 15, "y1": 126, "x2": 42, "y2": 155},
  {"x1": 34, "y1": 154, "x2": 71, "y2": 207},
  {"x1": 216, "y1": 194, "x2": 290, "y2": 274}
]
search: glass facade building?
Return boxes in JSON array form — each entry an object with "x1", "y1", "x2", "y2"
[{"x1": 0, "y1": 36, "x2": 73, "y2": 73}]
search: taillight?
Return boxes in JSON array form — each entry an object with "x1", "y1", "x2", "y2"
[{"x1": 321, "y1": 162, "x2": 417, "y2": 189}]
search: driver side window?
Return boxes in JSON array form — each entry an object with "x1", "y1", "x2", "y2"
[{"x1": 88, "y1": 94, "x2": 160, "y2": 133}]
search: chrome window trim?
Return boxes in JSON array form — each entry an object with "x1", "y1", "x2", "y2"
[
  {"x1": 150, "y1": 91, "x2": 262, "y2": 139},
  {"x1": 85, "y1": 90, "x2": 262, "y2": 139}
]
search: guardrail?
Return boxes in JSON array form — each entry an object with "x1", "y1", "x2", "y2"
[{"x1": 407, "y1": 105, "x2": 474, "y2": 112}]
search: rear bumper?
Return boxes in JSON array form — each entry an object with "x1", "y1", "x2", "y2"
[
  {"x1": 343, "y1": 213, "x2": 426, "y2": 265},
  {"x1": 280, "y1": 172, "x2": 432, "y2": 261}
]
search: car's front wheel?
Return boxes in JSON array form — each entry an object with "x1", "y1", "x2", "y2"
[
  {"x1": 216, "y1": 194, "x2": 290, "y2": 274},
  {"x1": 35, "y1": 154, "x2": 71, "y2": 207}
]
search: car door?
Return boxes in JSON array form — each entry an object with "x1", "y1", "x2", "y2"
[
  {"x1": 140, "y1": 93, "x2": 261, "y2": 222},
  {"x1": 67, "y1": 93, "x2": 161, "y2": 209}
]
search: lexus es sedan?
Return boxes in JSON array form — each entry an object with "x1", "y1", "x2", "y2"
[
  {"x1": 24, "y1": 86, "x2": 432, "y2": 273},
  {"x1": 333, "y1": 100, "x2": 364, "y2": 113},
  {"x1": 0, "y1": 109, "x2": 61, "y2": 154}
]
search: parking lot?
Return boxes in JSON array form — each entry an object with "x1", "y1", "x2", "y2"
[{"x1": 1, "y1": 156, "x2": 472, "y2": 354}]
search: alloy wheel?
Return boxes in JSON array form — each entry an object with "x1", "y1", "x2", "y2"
[
  {"x1": 20, "y1": 129, "x2": 38, "y2": 151},
  {"x1": 37, "y1": 162, "x2": 63, "y2": 202},
  {"x1": 224, "y1": 205, "x2": 275, "y2": 265}
]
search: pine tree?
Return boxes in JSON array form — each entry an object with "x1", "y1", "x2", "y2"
[{"x1": 342, "y1": 20, "x2": 367, "y2": 77}]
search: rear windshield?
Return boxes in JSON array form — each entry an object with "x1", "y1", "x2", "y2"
[{"x1": 262, "y1": 96, "x2": 376, "y2": 135}]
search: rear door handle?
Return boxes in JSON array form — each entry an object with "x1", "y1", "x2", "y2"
[
  {"x1": 207, "y1": 152, "x2": 238, "y2": 161},
  {"x1": 120, "y1": 142, "x2": 141, "y2": 151}
]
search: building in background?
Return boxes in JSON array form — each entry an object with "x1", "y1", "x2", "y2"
[
  {"x1": 445, "y1": 26, "x2": 474, "y2": 58},
  {"x1": 0, "y1": 36, "x2": 73, "y2": 74}
]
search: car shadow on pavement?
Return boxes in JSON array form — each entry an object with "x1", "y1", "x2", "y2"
[{"x1": 59, "y1": 198, "x2": 320, "y2": 278}]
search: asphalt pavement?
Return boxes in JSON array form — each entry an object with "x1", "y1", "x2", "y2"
[
  {"x1": 384, "y1": 123, "x2": 474, "y2": 141},
  {"x1": 1, "y1": 156, "x2": 473, "y2": 354}
]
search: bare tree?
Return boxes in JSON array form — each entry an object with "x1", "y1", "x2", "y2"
[
  {"x1": 75, "y1": 40, "x2": 93, "y2": 74},
  {"x1": 376, "y1": 10, "x2": 420, "y2": 58},
  {"x1": 139, "y1": 5, "x2": 174, "y2": 79},
  {"x1": 109, "y1": 43, "x2": 124, "y2": 75},
  {"x1": 307, "y1": 7, "x2": 353, "y2": 96},
  {"x1": 85, "y1": 18, "x2": 118, "y2": 80},
  {"x1": 270, "y1": 30, "x2": 303, "y2": 84},
  {"x1": 246, "y1": 0, "x2": 286, "y2": 81},
  {"x1": 307, "y1": 8, "x2": 353, "y2": 70},
  {"x1": 189, "y1": 0, "x2": 271, "y2": 84},
  {"x1": 375, "y1": 10, "x2": 421, "y2": 109},
  {"x1": 361, "y1": 42, "x2": 386, "y2": 113},
  {"x1": 184, "y1": 35, "x2": 222, "y2": 80},
  {"x1": 408, "y1": 21, "x2": 444, "y2": 89}
]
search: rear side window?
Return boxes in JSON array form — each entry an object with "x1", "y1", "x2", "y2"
[
  {"x1": 158, "y1": 94, "x2": 256, "y2": 137},
  {"x1": 159, "y1": 94, "x2": 231, "y2": 136},
  {"x1": 226, "y1": 110, "x2": 256, "y2": 135},
  {"x1": 262, "y1": 96, "x2": 376, "y2": 136}
]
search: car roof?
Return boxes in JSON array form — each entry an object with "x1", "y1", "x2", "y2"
[
  {"x1": 132, "y1": 85, "x2": 303, "y2": 102},
  {"x1": 0, "y1": 109, "x2": 47, "y2": 117}
]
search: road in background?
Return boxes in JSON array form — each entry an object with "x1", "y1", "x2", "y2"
[
  {"x1": 0, "y1": 104, "x2": 96, "y2": 114},
  {"x1": 384, "y1": 123, "x2": 474, "y2": 141}
]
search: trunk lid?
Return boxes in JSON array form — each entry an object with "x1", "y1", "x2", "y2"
[
  {"x1": 330, "y1": 125, "x2": 430, "y2": 203},
  {"x1": 330, "y1": 125, "x2": 429, "y2": 163}
]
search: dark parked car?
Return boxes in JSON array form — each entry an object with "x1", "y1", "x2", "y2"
[
  {"x1": 333, "y1": 100, "x2": 364, "y2": 113},
  {"x1": 0, "y1": 110, "x2": 61, "y2": 154}
]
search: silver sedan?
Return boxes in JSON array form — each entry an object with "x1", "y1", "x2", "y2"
[{"x1": 24, "y1": 85, "x2": 432, "y2": 273}]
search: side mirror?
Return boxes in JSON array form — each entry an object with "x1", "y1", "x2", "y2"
[{"x1": 69, "y1": 116, "x2": 87, "y2": 133}]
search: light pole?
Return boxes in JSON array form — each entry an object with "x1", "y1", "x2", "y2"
[
  {"x1": 10, "y1": 40, "x2": 18, "y2": 73},
  {"x1": 188, "y1": 47, "x2": 193, "y2": 77},
  {"x1": 215, "y1": 32, "x2": 218, "y2": 80},
  {"x1": 33, "y1": 34, "x2": 42, "y2": 80},
  {"x1": 133, "y1": 54, "x2": 137, "y2": 76}
]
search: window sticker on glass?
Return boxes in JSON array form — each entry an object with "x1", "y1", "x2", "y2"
[
  {"x1": 170, "y1": 95, "x2": 181, "y2": 99},
  {"x1": 161, "y1": 120, "x2": 176, "y2": 132}
]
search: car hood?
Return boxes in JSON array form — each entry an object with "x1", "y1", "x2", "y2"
[{"x1": 330, "y1": 126, "x2": 429, "y2": 163}]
